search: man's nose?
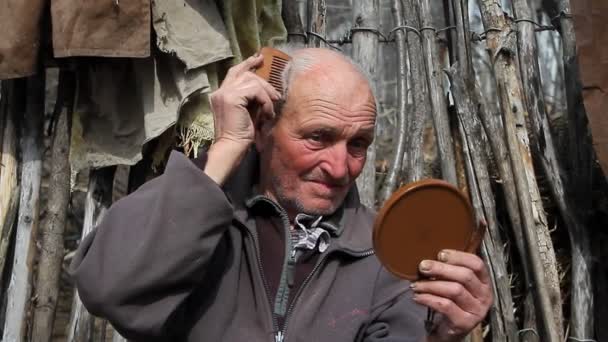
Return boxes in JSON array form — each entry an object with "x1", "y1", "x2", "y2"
[{"x1": 321, "y1": 143, "x2": 349, "y2": 182}]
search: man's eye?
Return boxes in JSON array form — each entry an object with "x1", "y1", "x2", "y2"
[
  {"x1": 310, "y1": 133, "x2": 322, "y2": 142},
  {"x1": 349, "y1": 139, "x2": 369, "y2": 149}
]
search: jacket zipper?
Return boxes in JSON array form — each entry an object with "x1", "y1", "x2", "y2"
[
  {"x1": 244, "y1": 228, "x2": 280, "y2": 339},
  {"x1": 273, "y1": 207, "x2": 294, "y2": 317},
  {"x1": 240, "y1": 198, "x2": 294, "y2": 342},
  {"x1": 240, "y1": 197, "x2": 375, "y2": 342},
  {"x1": 277, "y1": 248, "x2": 375, "y2": 342}
]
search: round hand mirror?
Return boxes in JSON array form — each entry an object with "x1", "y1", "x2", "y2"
[{"x1": 373, "y1": 179, "x2": 483, "y2": 281}]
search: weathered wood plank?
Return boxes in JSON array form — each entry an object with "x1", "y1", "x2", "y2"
[
  {"x1": 66, "y1": 168, "x2": 114, "y2": 342},
  {"x1": 307, "y1": 0, "x2": 327, "y2": 48},
  {"x1": 478, "y1": 1, "x2": 563, "y2": 340},
  {"x1": 402, "y1": 0, "x2": 429, "y2": 183},
  {"x1": 352, "y1": 0, "x2": 379, "y2": 208},
  {"x1": 282, "y1": 0, "x2": 307, "y2": 47},
  {"x1": 445, "y1": 3, "x2": 518, "y2": 340},
  {"x1": 447, "y1": 65, "x2": 519, "y2": 342},
  {"x1": 379, "y1": 0, "x2": 408, "y2": 204},
  {"x1": 540, "y1": 0, "x2": 595, "y2": 339},
  {"x1": 471, "y1": 38, "x2": 539, "y2": 342},
  {"x1": 450, "y1": 0, "x2": 473, "y2": 81},
  {"x1": 112, "y1": 330, "x2": 127, "y2": 342},
  {"x1": 417, "y1": 0, "x2": 458, "y2": 185},
  {"x1": 31, "y1": 69, "x2": 75, "y2": 342},
  {"x1": 0, "y1": 82, "x2": 20, "y2": 287},
  {"x1": 554, "y1": 0, "x2": 595, "y2": 208},
  {"x1": 2, "y1": 73, "x2": 45, "y2": 341}
]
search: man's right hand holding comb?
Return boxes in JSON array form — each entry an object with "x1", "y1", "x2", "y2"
[{"x1": 205, "y1": 54, "x2": 282, "y2": 185}]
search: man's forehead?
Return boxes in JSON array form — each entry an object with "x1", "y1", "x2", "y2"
[
  {"x1": 290, "y1": 95, "x2": 376, "y2": 120},
  {"x1": 287, "y1": 71, "x2": 375, "y2": 110},
  {"x1": 277, "y1": 49, "x2": 377, "y2": 124},
  {"x1": 279, "y1": 97, "x2": 376, "y2": 136}
]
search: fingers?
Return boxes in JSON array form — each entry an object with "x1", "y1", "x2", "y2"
[
  {"x1": 207, "y1": 52, "x2": 281, "y2": 148},
  {"x1": 242, "y1": 74, "x2": 281, "y2": 116},
  {"x1": 226, "y1": 70, "x2": 281, "y2": 104},
  {"x1": 225, "y1": 54, "x2": 265, "y2": 83},
  {"x1": 437, "y1": 249, "x2": 491, "y2": 285},
  {"x1": 411, "y1": 280, "x2": 481, "y2": 315},
  {"x1": 248, "y1": 85, "x2": 275, "y2": 117},
  {"x1": 412, "y1": 293, "x2": 478, "y2": 336},
  {"x1": 418, "y1": 259, "x2": 486, "y2": 300},
  {"x1": 413, "y1": 249, "x2": 493, "y2": 339},
  {"x1": 217, "y1": 71, "x2": 280, "y2": 110},
  {"x1": 250, "y1": 74, "x2": 282, "y2": 101},
  {"x1": 220, "y1": 54, "x2": 281, "y2": 114}
]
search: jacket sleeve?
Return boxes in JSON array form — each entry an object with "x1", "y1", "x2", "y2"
[
  {"x1": 70, "y1": 151, "x2": 234, "y2": 340},
  {"x1": 361, "y1": 267, "x2": 428, "y2": 342}
]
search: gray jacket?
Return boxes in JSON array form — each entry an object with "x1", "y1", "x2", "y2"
[{"x1": 71, "y1": 150, "x2": 428, "y2": 341}]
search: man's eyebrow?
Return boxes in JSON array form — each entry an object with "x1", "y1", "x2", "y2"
[
  {"x1": 300, "y1": 123, "x2": 338, "y2": 133},
  {"x1": 316, "y1": 127, "x2": 338, "y2": 134},
  {"x1": 357, "y1": 126, "x2": 375, "y2": 136}
]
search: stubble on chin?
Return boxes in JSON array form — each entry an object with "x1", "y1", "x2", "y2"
[{"x1": 271, "y1": 176, "x2": 340, "y2": 216}]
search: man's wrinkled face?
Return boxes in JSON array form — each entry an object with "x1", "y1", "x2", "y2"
[{"x1": 256, "y1": 65, "x2": 376, "y2": 217}]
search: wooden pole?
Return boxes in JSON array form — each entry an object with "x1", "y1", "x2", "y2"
[
  {"x1": 472, "y1": 42, "x2": 539, "y2": 342},
  {"x1": 282, "y1": 0, "x2": 307, "y2": 47},
  {"x1": 446, "y1": 2, "x2": 518, "y2": 339},
  {"x1": 0, "y1": 81, "x2": 20, "y2": 287},
  {"x1": 307, "y1": 0, "x2": 327, "y2": 48},
  {"x1": 450, "y1": 0, "x2": 473, "y2": 81},
  {"x1": 444, "y1": 0, "x2": 471, "y2": 194},
  {"x1": 447, "y1": 65, "x2": 519, "y2": 342},
  {"x1": 553, "y1": 0, "x2": 595, "y2": 203},
  {"x1": 66, "y1": 168, "x2": 114, "y2": 342},
  {"x1": 352, "y1": 0, "x2": 379, "y2": 208},
  {"x1": 380, "y1": 0, "x2": 408, "y2": 204},
  {"x1": 477, "y1": 1, "x2": 563, "y2": 340},
  {"x1": 112, "y1": 330, "x2": 127, "y2": 342},
  {"x1": 417, "y1": 0, "x2": 458, "y2": 185},
  {"x1": 550, "y1": 0, "x2": 595, "y2": 339},
  {"x1": 402, "y1": 0, "x2": 430, "y2": 183},
  {"x1": 31, "y1": 69, "x2": 75, "y2": 342},
  {"x1": 2, "y1": 73, "x2": 45, "y2": 341}
]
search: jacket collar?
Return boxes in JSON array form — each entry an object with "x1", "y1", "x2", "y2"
[{"x1": 223, "y1": 148, "x2": 374, "y2": 253}]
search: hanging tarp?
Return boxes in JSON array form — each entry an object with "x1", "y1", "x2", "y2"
[
  {"x1": 572, "y1": 0, "x2": 608, "y2": 177},
  {"x1": 0, "y1": 0, "x2": 151, "y2": 79},
  {"x1": 51, "y1": 0, "x2": 151, "y2": 58},
  {"x1": 0, "y1": 0, "x2": 287, "y2": 177},
  {"x1": 68, "y1": 0, "x2": 288, "y2": 175},
  {"x1": 152, "y1": 0, "x2": 232, "y2": 70},
  {"x1": 0, "y1": 0, "x2": 46, "y2": 79}
]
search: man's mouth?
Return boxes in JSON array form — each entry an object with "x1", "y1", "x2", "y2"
[{"x1": 309, "y1": 180, "x2": 346, "y2": 191}]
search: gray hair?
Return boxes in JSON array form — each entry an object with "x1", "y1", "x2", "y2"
[{"x1": 271, "y1": 43, "x2": 376, "y2": 116}]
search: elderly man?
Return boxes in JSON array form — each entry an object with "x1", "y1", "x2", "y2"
[{"x1": 72, "y1": 48, "x2": 492, "y2": 342}]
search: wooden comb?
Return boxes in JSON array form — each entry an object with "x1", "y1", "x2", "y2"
[{"x1": 254, "y1": 47, "x2": 291, "y2": 93}]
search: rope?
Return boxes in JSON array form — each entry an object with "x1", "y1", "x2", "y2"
[
  {"x1": 514, "y1": 18, "x2": 556, "y2": 32},
  {"x1": 350, "y1": 27, "x2": 389, "y2": 42},
  {"x1": 287, "y1": 32, "x2": 308, "y2": 40},
  {"x1": 305, "y1": 31, "x2": 343, "y2": 51},
  {"x1": 388, "y1": 25, "x2": 421, "y2": 40},
  {"x1": 287, "y1": 20, "x2": 555, "y2": 46},
  {"x1": 552, "y1": 11, "x2": 573, "y2": 22},
  {"x1": 435, "y1": 25, "x2": 457, "y2": 35},
  {"x1": 567, "y1": 337, "x2": 597, "y2": 342},
  {"x1": 518, "y1": 328, "x2": 539, "y2": 337}
]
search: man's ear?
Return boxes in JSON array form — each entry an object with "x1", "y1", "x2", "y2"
[{"x1": 254, "y1": 113, "x2": 275, "y2": 153}]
